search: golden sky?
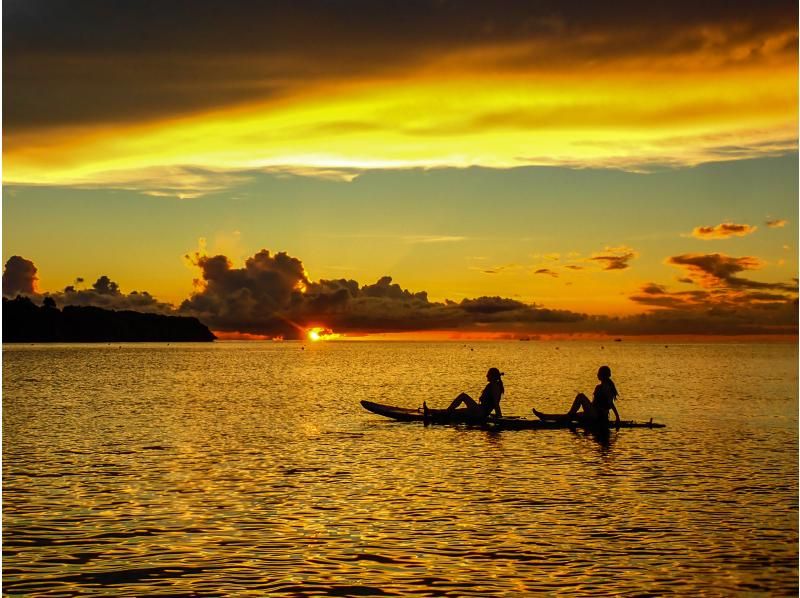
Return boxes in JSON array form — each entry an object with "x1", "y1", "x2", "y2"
[
  {"x1": 3, "y1": 1, "x2": 798, "y2": 338},
  {"x1": 6, "y1": 2, "x2": 798, "y2": 186}
]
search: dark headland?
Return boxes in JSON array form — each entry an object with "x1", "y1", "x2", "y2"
[{"x1": 3, "y1": 296, "x2": 216, "y2": 342}]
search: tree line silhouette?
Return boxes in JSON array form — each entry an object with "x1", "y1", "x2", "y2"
[{"x1": 3, "y1": 296, "x2": 215, "y2": 342}]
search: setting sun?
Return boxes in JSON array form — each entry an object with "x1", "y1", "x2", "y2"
[{"x1": 307, "y1": 327, "x2": 339, "y2": 342}]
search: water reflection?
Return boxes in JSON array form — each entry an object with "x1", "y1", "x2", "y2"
[
  {"x1": 570, "y1": 427, "x2": 617, "y2": 454},
  {"x1": 3, "y1": 342, "x2": 798, "y2": 596}
]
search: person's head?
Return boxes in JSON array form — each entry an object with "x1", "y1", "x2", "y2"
[
  {"x1": 487, "y1": 367, "x2": 504, "y2": 394},
  {"x1": 597, "y1": 365, "x2": 612, "y2": 381}
]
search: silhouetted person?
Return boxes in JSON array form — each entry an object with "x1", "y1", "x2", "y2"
[
  {"x1": 533, "y1": 365, "x2": 620, "y2": 427},
  {"x1": 442, "y1": 367, "x2": 504, "y2": 419}
]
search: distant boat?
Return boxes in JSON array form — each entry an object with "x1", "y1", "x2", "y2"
[{"x1": 614, "y1": 338, "x2": 622, "y2": 342}]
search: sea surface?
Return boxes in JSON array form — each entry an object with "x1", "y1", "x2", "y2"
[{"x1": 3, "y1": 341, "x2": 798, "y2": 596}]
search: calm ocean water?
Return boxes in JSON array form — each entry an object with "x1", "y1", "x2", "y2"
[{"x1": 3, "y1": 341, "x2": 798, "y2": 596}]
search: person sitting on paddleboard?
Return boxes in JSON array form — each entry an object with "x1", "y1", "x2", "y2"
[
  {"x1": 532, "y1": 365, "x2": 621, "y2": 426},
  {"x1": 444, "y1": 367, "x2": 504, "y2": 418}
]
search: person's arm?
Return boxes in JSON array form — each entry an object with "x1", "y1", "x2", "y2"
[{"x1": 610, "y1": 401, "x2": 620, "y2": 426}]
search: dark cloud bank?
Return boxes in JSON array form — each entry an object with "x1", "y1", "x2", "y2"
[
  {"x1": 2, "y1": 257, "x2": 173, "y2": 314},
  {"x1": 4, "y1": 248, "x2": 796, "y2": 339},
  {"x1": 5, "y1": 0, "x2": 796, "y2": 133},
  {"x1": 178, "y1": 250, "x2": 584, "y2": 338}
]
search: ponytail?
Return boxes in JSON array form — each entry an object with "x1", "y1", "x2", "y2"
[{"x1": 487, "y1": 367, "x2": 505, "y2": 394}]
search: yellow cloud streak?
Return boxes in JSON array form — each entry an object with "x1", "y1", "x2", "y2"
[{"x1": 5, "y1": 60, "x2": 796, "y2": 188}]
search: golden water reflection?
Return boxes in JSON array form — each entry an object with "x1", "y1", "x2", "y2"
[{"x1": 3, "y1": 341, "x2": 797, "y2": 595}]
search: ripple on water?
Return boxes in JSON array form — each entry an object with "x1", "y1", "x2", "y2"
[{"x1": 3, "y1": 341, "x2": 798, "y2": 596}]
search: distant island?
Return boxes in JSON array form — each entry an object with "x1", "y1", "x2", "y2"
[{"x1": 3, "y1": 296, "x2": 216, "y2": 342}]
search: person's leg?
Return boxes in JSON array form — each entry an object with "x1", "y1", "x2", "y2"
[
  {"x1": 532, "y1": 408, "x2": 564, "y2": 421},
  {"x1": 447, "y1": 392, "x2": 478, "y2": 412},
  {"x1": 566, "y1": 393, "x2": 595, "y2": 418},
  {"x1": 533, "y1": 393, "x2": 594, "y2": 421}
]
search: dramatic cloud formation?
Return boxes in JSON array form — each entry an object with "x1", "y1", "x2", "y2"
[
  {"x1": 766, "y1": 218, "x2": 788, "y2": 228},
  {"x1": 2, "y1": 256, "x2": 38, "y2": 297},
  {"x1": 4, "y1": 1, "x2": 796, "y2": 191},
  {"x1": 5, "y1": 250, "x2": 796, "y2": 338},
  {"x1": 177, "y1": 248, "x2": 796, "y2": 338},
  {"x1": 178, "y1": 249, "x2": 314, "y2": 337},
  {"x1": 692, "y1": 222, "x2": 757, "y2": 239},
  {"x1": 177, "y1": 250, "x2": 587, "y2": 338},
  {"x1": 628, "y1": 276, "x2": 797, "y2": 335},
  {"x1": 5, "y1": 1, "x2": 796, "y2": 132},
  {"x1": 667, "y1": 253, "x2": 797, "y2": 291},
  {"x1": 624, "y1": 250, "x2": 799, "y2": 335},
  {"x1": 590, "y1": 247, "x2": 638, "y2": 271}
]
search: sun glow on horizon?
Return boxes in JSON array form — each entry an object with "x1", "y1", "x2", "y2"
[{"x1": 307, "y1": 327, "x2": 340, "y2": 342}]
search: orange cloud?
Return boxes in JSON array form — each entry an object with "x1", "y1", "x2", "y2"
[
  {"x1": 692, "y1": 222, "x2": 757, "y2": 239},
  {"x1": 766, "y1": 218, "x2": 788, "y2": 228},
  {"x1": 667, "y1": 252, "x2": 796, "y2": 291}
]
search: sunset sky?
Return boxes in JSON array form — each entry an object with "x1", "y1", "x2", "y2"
[{"x1": 3, "y1": 0, "x2": 798, "y2": 339}]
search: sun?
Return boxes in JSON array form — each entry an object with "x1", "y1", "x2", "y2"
[{"x1": 306, "y1": 326, "x2": 339, "y2": 341}]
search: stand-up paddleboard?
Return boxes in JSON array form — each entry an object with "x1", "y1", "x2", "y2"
[{"x1": 360, "y1": 400, "x2": 665, "y2": 430}]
